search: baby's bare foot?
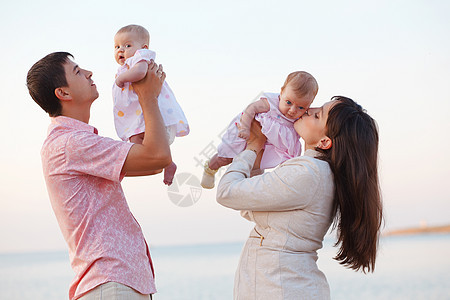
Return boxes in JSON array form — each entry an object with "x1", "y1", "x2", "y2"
[{"x1": 163, "y1": 162, "x2": 177, "y2": 186}]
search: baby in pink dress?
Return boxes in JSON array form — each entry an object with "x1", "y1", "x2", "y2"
[{"x1": 201, "y1": 71, "x2": 318, "y2": 189}]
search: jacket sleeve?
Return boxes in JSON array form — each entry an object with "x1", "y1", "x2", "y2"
[{"x1": 216, "y1": 150, "x2": 321, "y2": 211}]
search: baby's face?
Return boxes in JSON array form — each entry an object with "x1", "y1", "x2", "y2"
[
  {"x1": 278, "y1": 84, "x2": 314, "y2": 119},
  {"x1": 114, "y1": 32, "x2": 147, "y2": 65}
]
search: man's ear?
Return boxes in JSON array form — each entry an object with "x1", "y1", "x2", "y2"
[
  {"x1": 55, "y1": 87, "x2": 71, "y2": 101},
  {"x1": 317, "y1": 136, "x2": 332, "y2": 150}
]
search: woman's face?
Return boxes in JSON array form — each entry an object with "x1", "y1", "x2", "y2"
[{"x1": 294, "y1": 100, "x2": 337, "y2": 150}]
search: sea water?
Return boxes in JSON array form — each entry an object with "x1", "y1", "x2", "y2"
[{"x1": 0, "y1": 234, "x2": 449, "y2": 299}]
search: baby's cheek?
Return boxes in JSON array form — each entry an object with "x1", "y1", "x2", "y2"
[{"x1": 278, "y1": 105, "x2": 287, "y2": 116}]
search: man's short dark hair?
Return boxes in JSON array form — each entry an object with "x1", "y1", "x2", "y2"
[{"x1": 26, "y1": 52, "x2": 73, "y2": 117}]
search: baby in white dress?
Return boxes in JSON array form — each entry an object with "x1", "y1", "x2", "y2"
[{"x1": 113, "y1": 25, "x2": 189, "y2": 185}]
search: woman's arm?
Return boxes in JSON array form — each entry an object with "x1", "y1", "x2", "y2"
[
  {"x1": 116, "y1": 61, "x2": 149, "y2": 88},
  {"x1": 216, "y1": 152, "x2": 320, "y2": 211},
  {"x1": 216, "y1": 120, "x2": 320, "y2": 211}
]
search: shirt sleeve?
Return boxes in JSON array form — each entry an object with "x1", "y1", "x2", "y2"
[
  {"x1": 64, "y1": 130, "x2": 133, "y2": 182},
  {"x1": 216, "y1": 150, "x2": 321, "y2": 211}
]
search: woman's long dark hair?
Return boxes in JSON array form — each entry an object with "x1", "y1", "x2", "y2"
[{"x1": 317, "y1": 96, "x2": 382, "y2": 273}]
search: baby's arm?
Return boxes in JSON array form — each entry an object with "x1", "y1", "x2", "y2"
[
  {"x1": 116, "y1": 61, "x2": 149, "y2": 88},
  {"x1": 238, "y1": 97, "x2": 269, "y2": 140}
]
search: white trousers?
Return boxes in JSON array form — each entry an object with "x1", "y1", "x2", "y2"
[{"x1": 78, "y1": 282, "x2": 152, "y2": 300}]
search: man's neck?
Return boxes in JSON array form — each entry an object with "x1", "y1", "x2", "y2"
[{"x1": 61, "y1": 108, "x2": 91, "y2": 124}]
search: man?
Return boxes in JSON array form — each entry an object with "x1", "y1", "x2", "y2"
[{"x1": 27, "y1": 52, "x2": 170, "y2": 299}]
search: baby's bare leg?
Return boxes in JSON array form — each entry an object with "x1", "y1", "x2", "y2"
[
  {"x1": 163, "y1": 162, "x2": 177, "y2": 186},
  {"x1": 208, "y1": 153, "x2": 233, "y2": 170},
  {"x1": 129, "y1": 132, "x2": 145, "y2": 144},
  {"x1": 201, "y1": 153, "x2": 232, "y2": 189}
]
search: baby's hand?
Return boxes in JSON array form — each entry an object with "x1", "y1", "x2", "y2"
[
  {"x1": 115, "y1": 77, "x2": 124, "y2": 88},
  {"x1": 236, "y1": 122, "x2": 250, "y2": 140}
]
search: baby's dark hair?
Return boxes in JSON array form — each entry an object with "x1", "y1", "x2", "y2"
[
  {"x1": 26, "y1": 52, "x2": 73, "y2": 117},
  {"x1": 281, "y1": 71, "x2": 318, "y2": 98}
]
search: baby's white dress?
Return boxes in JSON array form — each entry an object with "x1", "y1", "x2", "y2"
[{"x1": 113, "y1": 49, "x2": 189, "y2": 143}]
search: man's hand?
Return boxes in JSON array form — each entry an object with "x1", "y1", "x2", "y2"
[{"x1": 132, "y1": 60, "x2": 165, "y2": 104}]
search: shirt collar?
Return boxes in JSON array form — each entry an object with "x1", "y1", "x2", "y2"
[
  {"x1": 304, "y1": 149, "x2": 321, "y2": 158},
  {"x1": 51, "y1": 116, "x2": 98, "y2": 135}
]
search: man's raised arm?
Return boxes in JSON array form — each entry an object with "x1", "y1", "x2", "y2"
[{"x1": 121, "y1": 61, "x2": 172, "y2": 176}]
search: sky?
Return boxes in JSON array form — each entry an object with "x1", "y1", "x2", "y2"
[{"x1": 0, "y1": 0, "x2": 449, "y2": 254}]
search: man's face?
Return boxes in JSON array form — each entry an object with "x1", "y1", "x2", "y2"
[{"x1": 63, "y1": 59, "x2": 99, "y2": 104}]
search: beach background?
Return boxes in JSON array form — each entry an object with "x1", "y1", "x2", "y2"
[
  {"x1": 0, "y1": 0, "x2": 449, "y2": 299},
  {"x1": 1, "y1": 234, "x2": 449, "y2": 299}
]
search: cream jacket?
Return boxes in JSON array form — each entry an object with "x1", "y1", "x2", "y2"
[{"x1": 217, "y1": 149, "x2": 335, "y2": 300}]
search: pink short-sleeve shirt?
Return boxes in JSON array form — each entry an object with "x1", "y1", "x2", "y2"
[{"x1": 41, "y1": 116, "x2": 156, "y2": 300}]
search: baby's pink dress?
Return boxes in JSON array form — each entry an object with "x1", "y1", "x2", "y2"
[{"x1": 217, "y1": 92, "x2": 302, "y2": 169}]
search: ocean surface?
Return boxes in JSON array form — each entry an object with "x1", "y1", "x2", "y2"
[{"x1": 0, "y1": 234, "x2": 449, "y2": 300}]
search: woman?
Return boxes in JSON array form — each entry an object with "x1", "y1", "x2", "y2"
[{"x1": 217, "y1": 96, "x2": 382, "y2": 299}]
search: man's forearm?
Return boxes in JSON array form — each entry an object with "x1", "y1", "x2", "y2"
[
  {"x1": 125, "y1": 169, "x2": 163, "y2": 177},
  {"x1": 121, "y1": 62, "x2": 171, "y2": 174},
  {"x1": 141, "y1": 98, "x2": 170, "y2": 155}
]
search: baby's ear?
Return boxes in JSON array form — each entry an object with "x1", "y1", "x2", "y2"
[{"x1": 142, "y1": 44, "x2": 148, "y2": 49}]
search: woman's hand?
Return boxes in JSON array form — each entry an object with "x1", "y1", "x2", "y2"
[{"x1": 245, "y1": 119, "x2": 266, "y2": 154}]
